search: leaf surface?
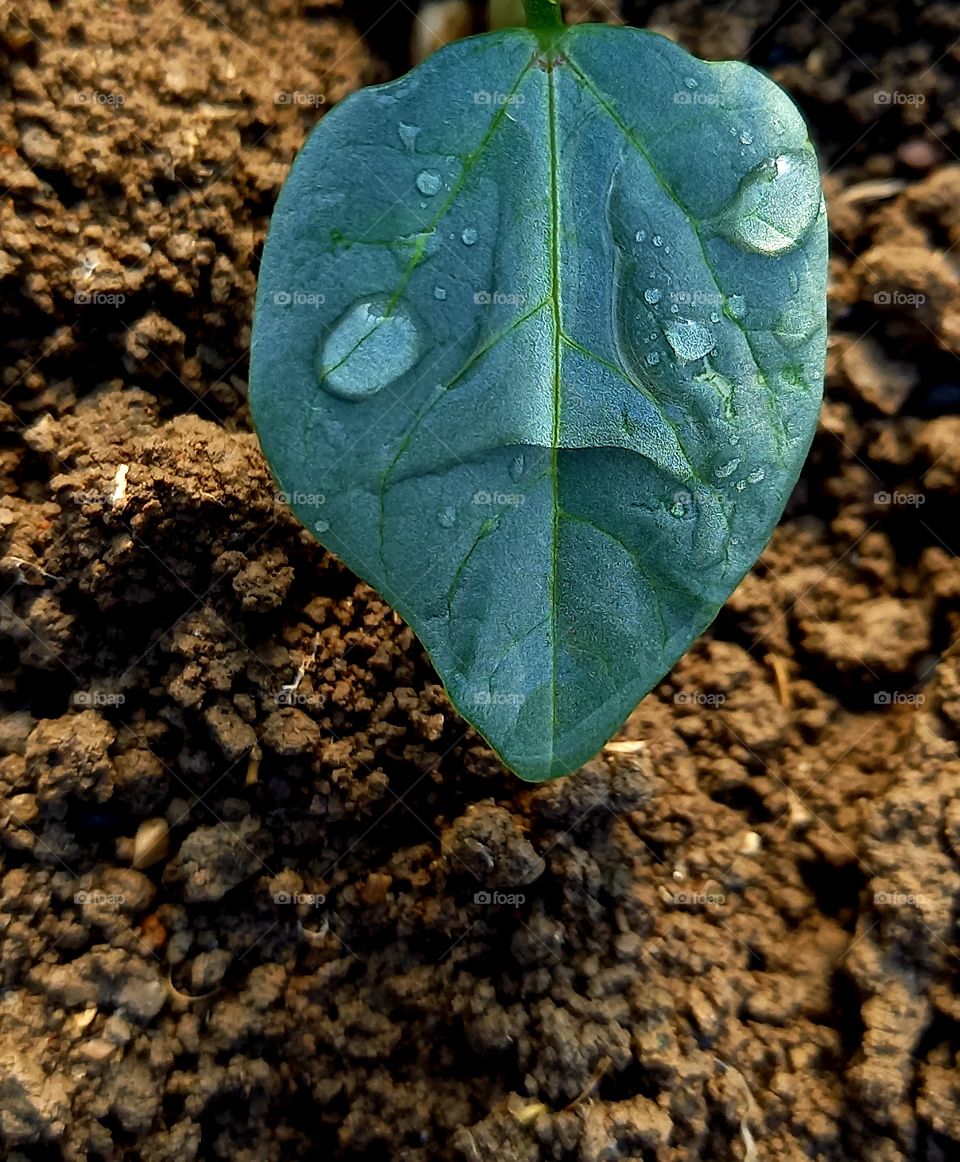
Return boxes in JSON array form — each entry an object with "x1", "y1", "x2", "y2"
[{"x1": 250, "y1": 26, "x2": 828, "y2": 781}]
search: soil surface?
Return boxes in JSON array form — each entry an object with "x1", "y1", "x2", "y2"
[{"x1": 2, "y1": 0, "x2": 960, "y2": 1159}]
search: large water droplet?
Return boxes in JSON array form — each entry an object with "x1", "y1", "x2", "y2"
[
  {"x1": 664, "y1": 319, "x2": 715, "y2": 362},
  {"x1": 509, "y1": 453, "x2": 525, "y2": 482},
  {"x1": 316, "y1": 297, "x2": 420, "y2": 401},
  {"x1": 416, "y1": 170, "x2": 442, "y2": 196},
  {"x1": 644, "y1": 287, "x2": 662, "y2": 305},
  {"x1": 461, "y1": 226, "x2": 478, "y2": 246},
  {"x1": 398, "y1": 122, "x2": 420, "y2": 151},
  {"x1": 720, "y1": 150, "x2": 821, "y2": 256}
]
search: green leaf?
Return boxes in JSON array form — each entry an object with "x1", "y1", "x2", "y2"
[{"x1": 250, "y1": 25, "x2": 827, "y2": 782}]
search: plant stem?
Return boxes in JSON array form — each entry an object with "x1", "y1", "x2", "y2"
[{"x1": 523, "y1": 0, "x2": 564, "y2": 32}]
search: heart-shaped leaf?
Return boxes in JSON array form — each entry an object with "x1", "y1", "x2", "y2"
[{"x1": 250, "y1": 24, "x2": 827, "y2": 782}]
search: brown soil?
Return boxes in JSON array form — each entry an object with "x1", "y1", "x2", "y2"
[{"x1": 2, "y1": 0, "x2": 960, "y2": 1159}]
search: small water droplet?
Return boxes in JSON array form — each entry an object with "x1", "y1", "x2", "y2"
[
  {"x1": 709, "y1": 311, "x2": 721, "y2": 323},
  {"x1": 664, "y1": 319, "x2": 716, "y2": 362},
  {"x1": 685, "y1": 77, "x2": 698, "y2": 89},
  {"x1": 509, "y1": 453, "x2": 525, "y2": 482},
  {"x1": 645, "y1": 351, "x2": 661, "y2": 366},
  {"x1": 416, "y1": 169, "x2": 442, "y2": 196},
  {"x1": 652, "y1": 234, "x2": 663, "y2": 247},
  {"x1": 728, "y1": 294, "x2": 746, "y2": 319},
  {"x1": 461, "y1": 226, "x2": 478, "y2": 246},
  {"x1": 635, "y1": 229, "x2": 646, "y2": 243},
  {"x1": 438, "y1": 507, "x2": 457, "y2": 529},
  {"x1": 316, "y1": 297, "x2": 420, "y2": 401},
  {"x1": 720, "y1": 149, "x2": 821, "y2": 256},
  {"x1": 644, "y1": 287, "x2": 662, "y2": 305},
  {"x1": 398, "y1": 122, "x2": 420, "y2": 151},
  {"x1": 434, "y1": 287, "x2": 447, "y2": 301},
  {"x1": 670, "y1": 304, "x2": 679, "y2": 314},
  {"x1": 716, "y1": 458, "x2": 741, "y2": 479},
  {"x1": 739, "y1": 130, "x2": 753, "y2": 145},
  {"x1": 670, "y1": 490, "x2": 691, "y2": 518},
  {"x1": 747, "y1": 467, "x2": 765, "y2": 484},
  {"x1": 314, "y1": 519, "x2": 330, "y2": 534}
]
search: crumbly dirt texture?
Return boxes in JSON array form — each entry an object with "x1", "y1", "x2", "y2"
[{"x1": 2, "y1": 0, "x2": 960, "y2": 1159}]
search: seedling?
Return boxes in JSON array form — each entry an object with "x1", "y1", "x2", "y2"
[{"x1": 250, "y1": 0, "x2": 827, "y2": 782}]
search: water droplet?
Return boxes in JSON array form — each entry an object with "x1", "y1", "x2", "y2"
[
  {"x1": 670, "y1": 491, "x2": 691, "y2": 518},
  {"x1": 644, "y1": 287, "x2": 662, "y2": 305},
  {"x1": 716, "y1": 457, "x2": 741, "y2": 479},
  {"x1": 739, "y1": 130, "x2": 753, "y2": 145},
  {"x1": 720, "y1": 149, "x2": 821, "y2": 256},
  {"x1": 398, "y1": 122, "x2": 420, "y2": 151},
  {"x1": 509, "y1": 453, "x2": 525, "y2": 482},
  {"x1": 670, "y1": 304, "x2": 679, "y2": 314},
  {"x1": 316, "y1": 297, "x2": 420, "y2": 401},
  {"x1": 685, "y1": 77, "x2": 698, "y2": 89},
  {"x1": 645, "y1": 351, "x2": 661, "y2": 366},
  {"x1": 709, "y1": 311, "x2": 721, "y2": 323},
  {"x1": 438, "y1": 506, "x2": 457, "y2": 528},
  {"x1": 416, "y1": 170, "x2": 442, "y2": 196},
  {"x1": 434, "y1": 286, "x2": 447, "y2": 301},
  {"x1": 747, "y1": 467, "x2": 765, "y2": 484},
  {"x1": 461, "y1": 226, "x2": 478, "y2": 246},
  {"x1": 728, "y1": 294, "x2": 746, "y2": 319},
  {"x1": 635, "y1": 229, "x2": 646, "y2": 243},
  {"x1": 314, "y1": 519, "x2": 330, "y2": 534},
  {"x1": 652, "y1": 234, "x2": 663, "y2": 247},
  {"x1": 664, "y1": 319, "x2": 716, "y2": 362}
]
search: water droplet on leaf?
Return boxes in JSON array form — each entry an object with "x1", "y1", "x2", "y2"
[
  {"x1": 644, "y1": 288, "x2": 662, "y2": 305},
  {"x1": 438, "y1": 507, "x2": 457, "y2": 528},
  {"x1": 664, "y1": 319, "x2": 716, "y2": 362},
  {"x1": 398, "y1": 122, "x2": 420, "y2": 151},
  {"x1": 314, "y1": 519, "x2": 330, "y2": 534},
  {"x1": 652, "y1": 234, "x2": 663, "y2": 247},
  {"x1": 434, "y1": 287, "x2": 447, "y2": 300},
  {"x1": 716, "y1": 457, "x2": 741, "y2": 479},
  {"x1": 316, "y1": 297, "x2": 420, "y2": 401},
  {"x1": 461, "y1": 226, "x2": 478, "y2": 245},
  {"x1": 416, "y1": 170, "x2": 442, "y2": 196},
  {"x1": 645, "y1": 351, "x2": 661, "y2": 366},
  {"x1": 720, "y1": 149, "x2": 821, "y2": 256}
]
